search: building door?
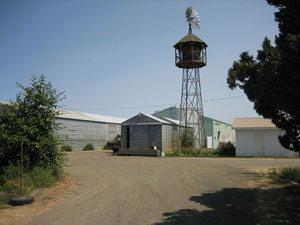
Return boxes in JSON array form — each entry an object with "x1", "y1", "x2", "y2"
[
  {"x1": 148, "y1": 125, "x2": 161, "y2": 149},
  {"x1": 254, "y1": 132, "x2": 264, "y2": 157},
  {"x1": 130, "y1": 125, "x2": 149, "y2": 149},
  {"x1": 126, "y1": 126, "x2": 130, "y2": 148},
  {"x1": 207, "y1": 136, "x2": 213, "y2": 148}
]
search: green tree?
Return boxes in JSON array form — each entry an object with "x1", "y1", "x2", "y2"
[
  {"x1": 0, "y1": 75, "x2": 66, "y2": 173},
  {"x1": 227, "y1": 0, "x2": 300, "y2": 152}
]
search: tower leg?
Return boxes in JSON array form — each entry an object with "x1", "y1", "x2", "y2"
[{"x1": 179, "y1": 68, "x2": 205, "y2": 150}]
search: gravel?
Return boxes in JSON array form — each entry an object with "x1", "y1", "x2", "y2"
[{"x1": 26, "y1": 150, "x2": 300, "y2": 225}]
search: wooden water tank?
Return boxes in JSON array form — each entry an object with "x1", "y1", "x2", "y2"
[{"x1": 174, "y1": 33, "x2": 207, "y2": 68}]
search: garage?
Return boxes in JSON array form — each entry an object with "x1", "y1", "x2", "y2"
[{"x1": 233, "y1": 118, "x2": 298, "y2": 157}]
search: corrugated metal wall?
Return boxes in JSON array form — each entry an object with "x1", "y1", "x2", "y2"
[
  {"x1": 162, "y1": 124, "x2": 173, "y2": 152},
  {"x1": 130, "y1": 125, "x2": 149, "y2": 148},
  {"x1": 121, "y1": 126, "x2": 127, "y2": 148},
  {"x1": 121, "y1": 125, "x2": 162, "y2": 150},
  {"x1": 148, "y1": 125, "x2": 162, "y2": 150},
  {"x1": 56, "y1": 118, "x2": 121, "y2": 150}
]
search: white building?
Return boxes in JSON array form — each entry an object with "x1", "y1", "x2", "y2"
[{"x1": 233, "y1": 118, "x2": 298, "y2": 157}]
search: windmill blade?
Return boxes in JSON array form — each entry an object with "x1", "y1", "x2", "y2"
[
  {"x1": 194, "y1": 20, "x2": 200, "y2": 28},
  {"x1": 186, "y1": 7, "x2": 200, "y2": 29},
  {"x1": 191, "y1": 8, "x2": 199, "y2": 19},
  {"x1": 186, "y1": 7, "x2": 194, "y2": 22}
]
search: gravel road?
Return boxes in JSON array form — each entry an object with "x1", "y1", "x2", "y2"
[{"x1": 26, "y1": 151, "x2": 300, "y2": 225}]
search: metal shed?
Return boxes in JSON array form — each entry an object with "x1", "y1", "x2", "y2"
[
  {"x1": 120, "y1": 113, "x2": 182, "y2": 155},
  {"x1": 56, "y1": 110, "x2": 125, "y2": 150}
]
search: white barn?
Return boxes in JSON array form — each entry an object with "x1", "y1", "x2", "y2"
[{"x1": 233, "y1": 118, "x2": 298, "y2": 157}]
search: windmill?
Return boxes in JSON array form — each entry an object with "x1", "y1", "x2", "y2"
[{"x1": 174, "y1": 7, "x2": 207, "y2": 149}]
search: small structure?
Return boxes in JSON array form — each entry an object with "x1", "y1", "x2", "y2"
[
  {"x1": 120, "y1": 113, "x2": 183, "y2": 155},
  {"x1": 174, "y1": 33, "x2": 207, "y2": 69},
  {"x1": 233, "y1": 117, "x2": 298, "y2": 157}
]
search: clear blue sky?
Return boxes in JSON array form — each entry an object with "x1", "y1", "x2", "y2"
[{"x1": 0, "y1": 0, "x2": 278, "y2": 124}]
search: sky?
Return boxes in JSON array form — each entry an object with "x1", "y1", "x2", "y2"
[{"x1": 0, "y1": 0, "x2": 279, "y2": 124}]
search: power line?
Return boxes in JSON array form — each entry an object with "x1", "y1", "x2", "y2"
[
  {"x1": 203, "y1": 95, "x2": 245, "y2": 102},
  {"x1": 64, "y1": 95, "x2": 246, "y2": 111}
]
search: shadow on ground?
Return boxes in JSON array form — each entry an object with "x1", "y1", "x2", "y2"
[{"x1": 153, "y1": 185, "x2": 300, "y2": 225}]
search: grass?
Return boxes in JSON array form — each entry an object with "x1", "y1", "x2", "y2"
[
  {"x1": 0, "y1": 189, "x2": 17, "y2": 204},
  {"x1": 164, "y1": 143, "x2": 236, "y2": 157},
  {"x1": 165, "y1": 148, "x2": 219, "y2": 157},
  {"x1": 0, "y1": 164, "x2": 63, "y2": 204},
  {"x1": 271, "y1": 167, "x2": 300, "y2": 184},
  {"x1": 281, "y1": 167, "x2": 300, "y2": 183}
]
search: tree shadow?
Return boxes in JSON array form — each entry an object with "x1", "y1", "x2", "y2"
[{"x1": 153, "y1": 186, "x2": 300, "y2": 225}]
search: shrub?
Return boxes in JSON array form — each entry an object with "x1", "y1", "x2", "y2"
[
  {"x1": 102, "y1": 144, "x2": 109, "y2": 150},
  {"x1": 83, "y1": 143, "x2": 94, "y2": 151},
  {"x1": 180, "y1": 129, "x2": 195, "y2": 148},
  {"x1": 1, "y1": 163, "x2": 60, "y2": 195},
  {"x1": 165, "y1": 148, "x2": 220, "y2": 157},
  {"x1": 113, "y1": 134, "x2": 121, "y2": 142},
  {"x1": 61, "y1": 144, "x2": 72, "y2": 152},
  {"x1": 181, "y1": 147, "x2": 200, "y2": 156},
  {"x1": 217, "y1": 142, "x2": 236, "y2": 156},
  {"x1": 165, "y1": 150, "x2": 182, "y2": 157},
  {"x1": 29, "y1": 167, "x2": 56, "y2": 188},
  {"x1": 200, "y1": 148, "x2": 219, "y2": 157},
  {"x1": 0, "y1": 163, "x2": 20, "y2": 186}
]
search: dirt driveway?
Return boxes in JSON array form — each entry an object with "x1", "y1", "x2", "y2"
[{"x1": 26, "y1": 150, "x2": 300, "y2": 225}]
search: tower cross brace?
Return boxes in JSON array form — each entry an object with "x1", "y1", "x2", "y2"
[{"x1": 179, "y1": 68, "x2": 205, "y2": 149}]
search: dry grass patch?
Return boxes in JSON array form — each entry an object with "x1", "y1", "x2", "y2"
[{"x1": 0, "y1": 175, "x2": 77, "y2": 225}]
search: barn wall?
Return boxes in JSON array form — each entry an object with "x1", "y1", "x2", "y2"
[
  {"x1": 56, "y1": 118, "x2": 121, "y2": 150},
  {"x1": 236, "y1": 129, "x2": 297, "y2": 157}
]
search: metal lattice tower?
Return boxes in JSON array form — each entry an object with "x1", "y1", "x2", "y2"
[
  {"x1": 174, "y1": 7, "x2": 207, "y2": 150},
  {"x1": 180, "y1": 68, "x2": 205, "y2": 149}
]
